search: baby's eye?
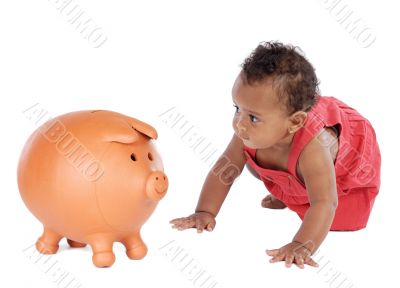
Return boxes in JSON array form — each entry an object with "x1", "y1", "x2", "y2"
[
  {"x1": 250, "y1": 115, "x2": 258, "y2": 123},
  {"x1": 233, "y1": 104, "x2": 240, "y2": 113}
]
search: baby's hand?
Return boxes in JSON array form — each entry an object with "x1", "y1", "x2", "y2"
[
  {"x1": 266, "y1": 241, "x2": 319, "y2": 269},
  {"x1": 170, "y1": 212, "x2": 216, "y2": 233}
]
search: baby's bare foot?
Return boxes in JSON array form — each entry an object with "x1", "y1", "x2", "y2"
[{"x1": 261, "y1": 194, "x2": 287, "y2": 209}]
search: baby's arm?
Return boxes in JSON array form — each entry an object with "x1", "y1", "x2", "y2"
[
  {"x1": 293, "y1": 131, "x2": 338, "y2": 249},
  {"x1": 170, "y1": 134, "x2": 246, "y2": 232},
  {"x1": 267, "y1": 129, "x2": 338, "y2": 268}
]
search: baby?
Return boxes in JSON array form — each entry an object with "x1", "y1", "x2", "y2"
[{"x1": 170, "y1": 41, "x2": 381, "y2": 269}]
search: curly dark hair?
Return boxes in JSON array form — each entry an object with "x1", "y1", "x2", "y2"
[{"x1": 241, "y1": 41, "x2": 320, "y2": 115}]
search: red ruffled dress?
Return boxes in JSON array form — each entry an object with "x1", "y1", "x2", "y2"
[{"x1": 244, "y1": 96, "x2": 381, "y2": 231}]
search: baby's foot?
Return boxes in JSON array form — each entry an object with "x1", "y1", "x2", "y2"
[{"x1": 261, "y1": 194, "x2": 287, "y2": 209}]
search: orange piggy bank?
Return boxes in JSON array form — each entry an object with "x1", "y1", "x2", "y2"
[{"x1": 17, "y1": 110, "x2": 168, "y2": 267}]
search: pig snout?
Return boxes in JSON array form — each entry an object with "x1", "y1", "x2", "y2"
[{"x1": 146, "y1": 171, "x2": 168, "y2": 201}]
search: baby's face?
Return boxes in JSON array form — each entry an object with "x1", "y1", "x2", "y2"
[{"x1": 232, "y1": 74, "x2": 292, "y2": 150}]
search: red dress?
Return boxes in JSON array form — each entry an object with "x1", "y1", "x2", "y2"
[{"x1": 244, "y1": 96, "x2": 381, "y2": 231}]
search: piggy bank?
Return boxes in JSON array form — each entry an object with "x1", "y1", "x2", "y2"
[{"x1": 17, "y1": 110, "x2": 168, "y2": 267}]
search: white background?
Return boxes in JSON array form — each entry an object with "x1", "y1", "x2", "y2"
[{"x1": 1, "y1": 0, "x2": 399, "y2": 287}]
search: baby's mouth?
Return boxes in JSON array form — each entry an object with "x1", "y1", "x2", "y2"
[{"x1": 237, "y1": 133, "x2": 249, "y2": 141}]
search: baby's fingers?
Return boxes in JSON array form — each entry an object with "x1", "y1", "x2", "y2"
[
  {"x1": 195, "y1": 217, "x2": 208, "y2": 233},
  {"x1": 206, "y1": 221, "x2": 215, "y2": 231},
  {"x1": 285, "y1": 255, "x2": 295, "y2": 268},
  {"x1": 305, "y1": 257, "x2": 319, "y2": 267},
  {"x1": 170, "y1": 217, "x2": 195, "y2": 230},
  {"x1": 267, "y1": 249, "x2": 285, "y2": 263},
  {"x1": 266, "y1": 249, "x2": 280, "y2": 257},
  {"x1": 294, "y1": 254, "x2": 305, "y2": 269},
  {"x1": 169, "y1": 217, "x2": 186, "y2": 227},
  {"x1": 199, "y1": 220, "x2": 216, "y2": 232},
  {"x1": 169, "y1": 218, "x2": 184, "y2": 225}
]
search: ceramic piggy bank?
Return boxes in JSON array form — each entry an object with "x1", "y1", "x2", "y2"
[{"x1": 17, "y1": 110, "x2": 168, "y2": 267}]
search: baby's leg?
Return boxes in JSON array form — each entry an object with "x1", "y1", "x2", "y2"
[
  {"x1": 245, "y1": 163, "x2": 286, "y2": 209},
  {"x1": 261, "y1": 194, "x2": 287, "y2": 209}
]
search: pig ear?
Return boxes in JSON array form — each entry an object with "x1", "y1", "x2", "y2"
[
  {"x1": 130, "y1": 118, "x2": 158, "y2": 140},
  {"x1": 102, "y1": 118, "x2": 158, "y2": 144},
  {"x1": 102, "y1": 120, "x2": 140, "y2": 144}
]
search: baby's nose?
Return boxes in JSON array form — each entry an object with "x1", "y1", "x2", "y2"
[{"x1": 236, "y1": 117, "x2": 247, "y2": 131}]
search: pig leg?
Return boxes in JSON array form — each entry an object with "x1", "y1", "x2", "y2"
[
  {"x1": 87, "y1": 236, "x2": 115, "y2": 268},
  {"x1": 36, "y1": 227, "x2": 63, "y2": 254},
  {"x1": 122, "y1": 233, "x2": 148, "y2": 260},
  {"x1": 67, "y1": 239, "x2": 87, "y2": 248}
]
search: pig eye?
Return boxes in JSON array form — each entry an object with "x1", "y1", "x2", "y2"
[
  {"x1": 130, "y1": 153, "x2": 137, "y2": 161},
  {"x1": 148, "y1": 152, "x2": 153, "y2": 161}
]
